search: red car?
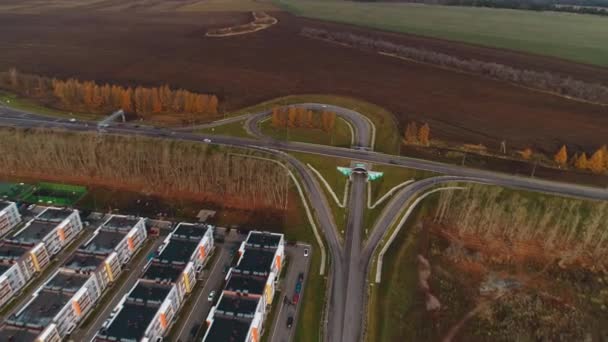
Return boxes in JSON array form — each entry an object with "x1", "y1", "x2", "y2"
[{"x1": 292, "y1": 293, "x2": 300, "y2": 304}]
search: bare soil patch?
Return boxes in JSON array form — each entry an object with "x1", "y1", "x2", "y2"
[
  {"x1": 0, "y1": 9, "x2": 607, "y2": 153},
  {"x1": 206, "y1": 11, "x2": 277, "y2": 37}
]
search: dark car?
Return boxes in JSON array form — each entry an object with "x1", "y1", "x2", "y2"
[
  {"x1": 287, "y1": 316, "x2": 294, "y2": 328},
  {"x1": 190, "y1": 324, "x2": 200, "y2": 338},
  {"x1": 298, "y1": 272, "x2": 304, "y2": 282}
]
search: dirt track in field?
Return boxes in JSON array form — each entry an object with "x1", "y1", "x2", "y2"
[{"x1": 0, "y1": 9, "x2": 606, "y2": 153}]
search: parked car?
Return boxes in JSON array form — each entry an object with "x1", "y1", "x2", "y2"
[
  {"x1": 208, "y1": 290, "x2": 216, "y2": 302},
  {"x1": 190, "y1": 324, "x2": 201, "y2": 338},
  {"x1": 303, "y1": 248, "x2": 309, "y2": 257},
  {"x1": 298, "y1": 272, "x2": 304, "y2": 282},
  {"x1": 286, "y1": 316, "x2": 294, "y2": 328},
  {"x1": 203, "y1": 138, "x2": 212, "y2": 143},
  {"x1": 295, "y1": 282, "x2": 302, "y2": 294},
  {"x1": 292, "y1": 293, "x2": 300, "y2": 304}
]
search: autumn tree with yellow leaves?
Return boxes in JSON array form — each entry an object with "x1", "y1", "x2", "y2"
[
  {"x1": 418, "y1": 123, "x2": 431, "y2": 146},
  {"x1": 554, "y1": 145, "x2": 568, "y2": 167},
  {"x1": 0, "y1": 68, "x2": 218, "y2": 118}
]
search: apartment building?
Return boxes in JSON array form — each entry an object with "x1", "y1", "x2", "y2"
[
  {"x1": 0, "y1": 214, "x2": 148, "y2": 341},
  {"x1": 6, "y1": 207, "x2": 82, "y2": 256},
  {"x1": 95, "y1": 223, "x2": 214, "y2": 342},
  {"x1": 0, "y1": 207, "x2": 81, "y2": 309},
  {"x1": 97, "y1": 215, "x2": 147, "y2": 264},
  {"x1": 204, "y1": 231, "x2": 284, "y2": 342},
  {"x1": 0, "y1": 201, "x2": 21, "y2": 238}
]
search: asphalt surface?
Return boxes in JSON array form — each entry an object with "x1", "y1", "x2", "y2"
[
  {"x1": 3, "y1": 104, "x2": 608, "y2": 342},
  {"x1": 269, "y1": 244, "x2": 312, "y2": 342},
  {"x1": 340, "y1": 173, "x2": 368, "y2": 342}
]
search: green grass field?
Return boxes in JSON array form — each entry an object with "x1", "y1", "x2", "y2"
[
  {"x1": 277, "y1": 0, "x2": 608, "y2": 67},
  {"x1": 260, "y1": 117, "x2": 353, "y2": 147},
  {"x1": 196, "y1": 120, "x2": 251, "y2": 138}
]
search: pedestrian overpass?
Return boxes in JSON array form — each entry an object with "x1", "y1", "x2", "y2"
[{"x1": 337, "y1": 162, "x2": 383, "y2": 181}]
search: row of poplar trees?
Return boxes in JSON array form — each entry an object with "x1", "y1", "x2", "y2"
[
  {"x1": 404, "y1": 121, "x2": 431, "y2": 146},
  {"x1": 271, "y1": 106, "x2": 337, "y2": 131},
  {"x1": 0, "y1": 68, "x2": 218, "y2": 118},
  {"x1": 554, "y1": 145, "x2": 608, "y2": 174}
]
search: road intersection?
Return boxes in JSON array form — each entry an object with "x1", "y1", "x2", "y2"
[{"x1": 2, "y1": 104, "x2": 608, "y2": 342}]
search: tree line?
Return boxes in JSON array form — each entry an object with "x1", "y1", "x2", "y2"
[
  {"x1": 0, "y1": 68, "x2": 218, "y2": 118},
  {"x1": 0, "y1": 128, "x2": 289, "y2": 210},
  {"x1": 434, "y1": 183, "x2": 608, "y2": 268},
  {"x1": 554, "y1": 144, "x2": 608, "y2": 174},
  {"x1": 271, "y1": 106, "x2": 337, "y2": 131},
  {"x1": 384, "y1": 0, "x2": 608, "y2": 15},
  {"x1": 301, "y1": 28, "x2": 608, "y2": 105},
  {"x1": 403, "y1": 121, "x2": 431, "y2": 146}
]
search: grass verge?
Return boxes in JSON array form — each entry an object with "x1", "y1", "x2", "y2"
[
  {"x1": 196, "y1": 119, "x2": 251, "y2": 138},
  {"x1": 289, "y1": 151, "x2": 350, "y2": 236},
  {"x1": 365, "y1": 191, "x2": 441, "y2": 341},
  {"x1": 260, "y1": 117, "x2": 352, "y2": 148},
  {"x1": 0, "y1": 90, "x2": 101, "y2": 120}
]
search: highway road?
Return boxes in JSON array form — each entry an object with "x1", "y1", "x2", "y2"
[
  {"x1": 3, "y1": 104, "x2": 608, "y2": 342},
  {"x1": 340, "y1": 173, "x2": 368, "y2": 342}
]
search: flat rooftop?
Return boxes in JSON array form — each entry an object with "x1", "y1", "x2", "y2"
[
  {"x1": 225, "y1": 273, "x2": 266, "y2": 295},
  {"x1": 10, "y1": 220, "x2": 57, "y2": 245},
  {"x1": 127, "y1": 281, "x2": 171, "y2": 305},
  {"x1": 216, "y1": 295, "x2": 259, "y2": 317},
  {"x1": 44, "y1": 271, "x2": 88, "y2": 293},
  {"x1": 0, "y1": 325, "x2": 41, "y2": 342},
  {"x1": 103, "y1": 216, "x2": 140, "y2": 231},
  {"x1": 99, "y1": 303, "x2": 156, "y2": 341},
  {"x1": 63, "y1": 253, "x2": 104, "y2": 273},
  {"x1": 143, "y1": 263, "x2": 183, "y2": 283},
  {"x1": 0, "y1": 264, "x2": 11, "y2": 277},
  {"x1": 173, "y1": 223, "x2": 210, "y2": 240},
  {"x1": 37, "y1": 208, "x2": 72, "y2": 222},
  {"x1": 79, "y1": 230, "x2": 126, "y2": 255},
  {"x1": 0, "y1": 201, "x2": 10, "y2": 212},
  {"x1": 235, "y1": 248, "x2": 276, "y2": 275},
  {"x1": 204, "y1": 316, "x2": 251, "y2": 342},
  {"x1": 8, "y1": 290, "x2": 71, "y2": 328},
  {"x1": 156, "y1": 239, "x2": 198, "y2": 264},
  {"x1": 246, "y1": 232, "x2": 281, "y2": 248},
  {"x1": 0, "y1": 243, "x2": 28, "y2": 261}
]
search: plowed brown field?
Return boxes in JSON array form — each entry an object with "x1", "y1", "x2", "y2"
[{"x1": 0, "y1": 9, "x2": 606, "y2": 153}]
